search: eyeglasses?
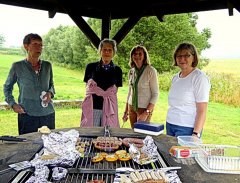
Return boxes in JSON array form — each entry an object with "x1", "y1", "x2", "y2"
[{"x1": 176, "y1": 54, "x2": 191, "y2": 59}]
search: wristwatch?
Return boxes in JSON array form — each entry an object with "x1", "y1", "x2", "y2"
[
  {"x1": 192, "y1": 132, "x2": 201, "y2": 138},
  {"x1": 145, "y1": 109, "x2": 151, "y2": 114}
]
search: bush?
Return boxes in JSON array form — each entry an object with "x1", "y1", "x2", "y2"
[
  {"x1": 159, "y1": 71, "x2": 240, "y2": 107},
  {"x1": 207, "y1": 72, "x2": 240, "y2": 107}
]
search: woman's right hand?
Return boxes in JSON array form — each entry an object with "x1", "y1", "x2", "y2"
[
  {"x1": 12, "y1": 104, "x2": 26, "y2": 114},
  {"x1": 122, "y1": 112, "x2": 128, "y2": 122}
]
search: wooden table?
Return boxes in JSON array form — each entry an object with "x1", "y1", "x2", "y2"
[{"x1": 0, "y1": 127, "x2": 239, "y2": 183}]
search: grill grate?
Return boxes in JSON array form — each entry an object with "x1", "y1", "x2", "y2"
[{"x1": 11, "y1": 137, "x2": 168, "y2": 183}]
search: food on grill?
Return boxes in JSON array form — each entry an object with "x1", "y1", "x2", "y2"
[
  {"x1": 105, "y1": 154, "x2": 118, "y2": 162},
  {"x1": 76, "y1": 145, "x2": 85, "y2": 153},
  {"x1": 38, "y1": 126, "x2": 51, "y2": 134},
  {"x1": 118, "y1": 153, "x2": 131, "y2": 161},
  {"x1": 115, "y1": 149, "x2": 127, "y2": 156},
  {"x1": 92, "y1": 136, "x2": 122, "y2": 151},
  {"x1": 120, "y1": 174, "x2": 132, "y2": 183},
  {"x1": 122, "y1": 138, "x2": 144, "y2": 148},
  {"x1": 99, "y1": 152, "x2": 108, "y2": 158},
  {"x1": 127, "y1": 170, "x2": 167, "y2": 183},
  {"x1": 87, "y1": 180, "x2": 105, "y2": 183},
  {"x1": 76, "y1": 138, "x2": 90, "y2": 147},
  {"x1": 91, "y1": 154, "x2": 104, "y2": 163}
]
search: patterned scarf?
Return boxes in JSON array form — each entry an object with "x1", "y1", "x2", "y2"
[{"x1": 132, "y1": 65, "x2": 146, "y2": 111}]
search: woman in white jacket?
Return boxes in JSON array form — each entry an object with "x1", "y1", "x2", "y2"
[{"x1": 122, "y1": 45, "x2": 159, "y2": 128}]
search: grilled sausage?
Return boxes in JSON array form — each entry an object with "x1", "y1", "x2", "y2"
[{"x1": 122, "y1": 138, "x2": 144, "y2": 148}]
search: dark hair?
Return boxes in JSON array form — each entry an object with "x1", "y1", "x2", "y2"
[
  {"x1": 173, "y1": 42, "x2": 199, "y2": 67},
  {"x1": 129, "y1": 45, "x2": 151, "y2": 68},
  {"x1": 23, "y1": 33, "x2": 42, "y2": 45}
]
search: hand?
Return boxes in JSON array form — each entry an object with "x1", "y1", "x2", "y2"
[
  {"x1": 12, "y1": 104, "x2": 26, "y2": 114},
  {"x1": 42, "y1": 92, "x2": 52, "y2": 104},
  {"x1": 122, "y1": 112, "x2": 128, "y2": 122},
  {"x1": 137, "y1": 112, "x2": 148, "y2": 121}
]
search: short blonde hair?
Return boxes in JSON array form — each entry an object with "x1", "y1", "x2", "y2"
[{"x1": 173, "y1": 42, "x2": 199, "y2": 67}]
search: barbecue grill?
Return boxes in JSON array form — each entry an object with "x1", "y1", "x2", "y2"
[
  {"x1": 9, "y1": 127, "x2": 169, "y2": 183},
  {"x1": 1, "y1": 127, "x2": 239, "y2": 183}
]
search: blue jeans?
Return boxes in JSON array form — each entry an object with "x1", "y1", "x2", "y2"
[{"x1": 166, "y1": 122, "x2": 195, "y2": 137}]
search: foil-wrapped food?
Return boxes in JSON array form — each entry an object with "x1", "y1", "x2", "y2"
[
  {"x1": 129, "y1": 136, "x2": 159, "y2": 165},
  {"x1": 26, "y1": 129, "x2": 81, "y2": 182}
]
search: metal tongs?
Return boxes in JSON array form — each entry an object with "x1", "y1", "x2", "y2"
[
  {"x1": 0, "y1": 135, "x2": 27, "y2": 142},
  {"x1": 103, "y1": 125, "x2": 112, "y2": 152},
  {"x1": 104, "y1": 125, "x2": 110, "y2": 137}
]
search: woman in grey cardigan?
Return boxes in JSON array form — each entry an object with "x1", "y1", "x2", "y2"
[{"x1": 122, "y1": 45, "x2": 159, "y2": 128}]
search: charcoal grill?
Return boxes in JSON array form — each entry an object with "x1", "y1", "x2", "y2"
[{"x1": 9, "y1": 131, "x2": 169, "y2": 183}]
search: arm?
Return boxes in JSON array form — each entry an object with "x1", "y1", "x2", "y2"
[
  {"x1": 193, "y1": 102, "x2": 208, "y2": 134},
  {"x1": 193, "y1": 72, "x2": 211, "y2": 136},
  {"x1": 122, "y1": 86, "x2": 131, "y2": 122},
  {"x1": 47, "y1": 63, "x2": 55, "y2": 98},
  {"x1": 3, "y1": 64, "x2": 25, "y2": 114},
  {"x1": 3, "y1": 64, "x2": 17, "y2": 107},
  {"x1": 138, "y1": 67, "x2": 159, "y2": 121}
]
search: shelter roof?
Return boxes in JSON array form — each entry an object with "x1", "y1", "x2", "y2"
[{"x1": 1, "y1": 0, "x2": 239, "y2": 47}]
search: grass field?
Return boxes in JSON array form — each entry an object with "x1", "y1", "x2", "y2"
[
  {"x1": 203, "y1": 59, "x2": 240, "y2": 78},
  {"x1": 0, "y1": 54, "x2": 239, "y2": 146}
]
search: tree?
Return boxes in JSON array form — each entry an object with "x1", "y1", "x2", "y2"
[
  {"x1": 42, "y1": 13, "x2": 211, "y2": 74},
  {"x1": 0, "y1": 34, "x2": 5, "y2": 47}
]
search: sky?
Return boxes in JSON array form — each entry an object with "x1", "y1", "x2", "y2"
[{"x1": 0, "y1": 4, "x2": 240, "y2": 59}]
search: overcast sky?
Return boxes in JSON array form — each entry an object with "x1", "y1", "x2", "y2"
[{"x1": 0, "y1": 4, "x2": 240, "y2": 59}]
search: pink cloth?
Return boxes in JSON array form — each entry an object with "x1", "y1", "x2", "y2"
[{"x1": 80, "y1": 79, "x2": 120, "y2": 127}]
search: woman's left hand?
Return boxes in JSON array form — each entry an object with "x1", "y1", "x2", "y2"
[
  {"x1": 137, "y1": 112, "x2": 148, "y2": 121},
  {"x1": 42, "y1": 92, "x2": 52, "y2": 104}
]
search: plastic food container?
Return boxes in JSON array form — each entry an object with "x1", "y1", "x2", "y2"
[
  {"x1": 195, "y1": 144, "x2": 240, "y2": 174},
  {"x1": 177, "y1": 136, "x2": 202, "y2": 147},
  {"x1": 134, "y1": 122, "x2": 164, "y2": 136}
]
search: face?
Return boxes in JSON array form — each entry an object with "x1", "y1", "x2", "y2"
[
  {"x1": 100, "y1": 43, "x2": 114, "y2": 64},
  {"x1": 24, "y1": 39, "x2": 43, "y2": 58},
  {"x1": 132, "y1": 48, "x2": 145, "y2": 68},
  {"x1": 175, "y1": 50, "x2": 194, "y2": 70}
]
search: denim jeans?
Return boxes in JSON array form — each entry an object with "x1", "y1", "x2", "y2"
[{"x1": 166, "y1": 122, "x2": 195, "y2": 137}]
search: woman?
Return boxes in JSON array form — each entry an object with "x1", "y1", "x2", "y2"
[
  {"x1": 166, "y1": 43, "x2": 211, "y2": 138},
  {"x1": 3, "y1": 33, "x2": 55, "y2": 134},
  {"x1": 123, "y1": 45, "x2": 159, "y2": 128},
  {"x1": 81, "y1": 38, "x2": 122, "y2": 127}
]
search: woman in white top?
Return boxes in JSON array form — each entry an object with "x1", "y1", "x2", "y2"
[
  {"x1": 123, "y1": 45, "x2": 159, "y2": 128},
  {"x1": 166, "y1": 43, "x2": 211, "y2": 138}
]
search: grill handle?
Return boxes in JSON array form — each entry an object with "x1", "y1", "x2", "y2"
[{"x1": 104, "y1": 125, "x2": 110, "y2": 137}]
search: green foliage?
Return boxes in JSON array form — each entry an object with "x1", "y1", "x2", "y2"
[
  {"x1": 0, "y1": 47, "x2": 25, "y2": 56},
  {"x1": 41, "y1": 13, "x2": 211, "y2": 74},
  {"x1": 207, "y1": 72, "x2": 240, "y2": 107},
  {"x1": 42, "y1": 25, "x2": 93, "y2": 68},
  {"x1": 0, "y1": 34, "x2": 5, "y2": 47}
]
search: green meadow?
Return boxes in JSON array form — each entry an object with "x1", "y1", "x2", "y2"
[{"x1": 0, "y1": 54, "x2": 239, "y2": 146}]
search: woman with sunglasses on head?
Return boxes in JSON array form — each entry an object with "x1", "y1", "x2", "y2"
[{"x1": 166, "y1": 42, "x2": 211, "y2": 138}]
